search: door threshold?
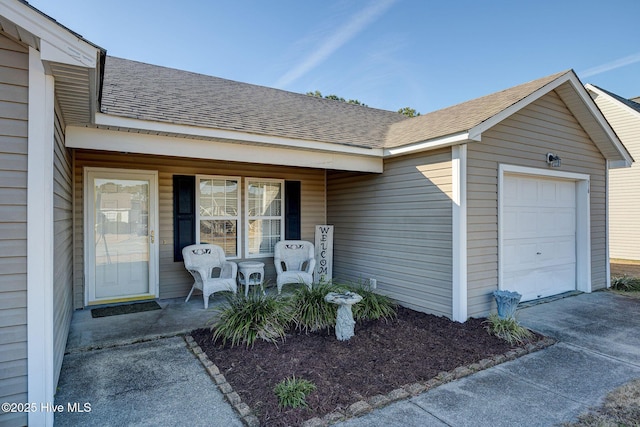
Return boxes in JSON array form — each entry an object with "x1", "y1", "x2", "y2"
[{"x1": 87, "y1": 295, "x2": 156, "y2": 307}]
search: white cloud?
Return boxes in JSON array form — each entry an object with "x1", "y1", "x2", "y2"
[
  {"x1": 580, "y1": 52, "x2": 640, "y2": 78},
  {"x1": 275, "y1": 0, "x2": 399, "y2": 88}
]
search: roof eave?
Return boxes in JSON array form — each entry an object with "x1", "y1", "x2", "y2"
[
  {"x1": 467, "y1": 72, "x2": 633, "y2": 167},
  {"x1": 0, "y1": 0, "x2": 104, "y2": 125},
  {"x1": 94, "y1": 112, "x2": 384, "y2": 158},
  {"x1": 383, "y1": 132, "x2": 472, "y2": 157}
]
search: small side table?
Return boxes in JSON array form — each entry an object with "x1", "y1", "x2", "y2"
[{"x1": 238, "y1": 261, "x2": 265, "y2": 296}]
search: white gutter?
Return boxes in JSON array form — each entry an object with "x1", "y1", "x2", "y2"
[
  {"x1": 94, "y1": 113, "x2": 382, "y2": 158},
  {"x1": 383, "y1": 132, "x2": 472, "y2": 157}
]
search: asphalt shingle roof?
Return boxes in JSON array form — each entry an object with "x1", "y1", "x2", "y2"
[
  {"x1": 384, "y1": 71, "x2": 570, "y2": 148},
  {"x1": 101, "y1": 56, "x2": 407, "y2": 149},
  {"x1": 101, "y1": 56, "x2": 571, "y2": 150}
]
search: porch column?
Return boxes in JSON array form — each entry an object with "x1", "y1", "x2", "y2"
[
  {"x1": 27, "y1": 47, "x2": 56, "y2": 427},
  {"x1": 452, "y1": 144, "x2": 468, "y2": 322}
]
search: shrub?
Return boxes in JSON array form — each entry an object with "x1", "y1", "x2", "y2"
[
  {"x1": 342, "y1": 282, "x2": 397, "y2": 322},
  {"x1": 290, "y1": 282, "x2": 340, "y2": 333},
  {"x1": 484, "y1": 313, "x2": 533, "y2": 345},
  {"x1": 611, "y1": 275, "x2": 640, "y2": 292},
  {"x1": 212, "y1": 292, "x2": 292, "y2": 348},
  {"x1": 274, "y1": 376, "x2": 317, "y2": 408}
]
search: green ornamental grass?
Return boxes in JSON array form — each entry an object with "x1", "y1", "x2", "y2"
[
  {"x1": 484, "y1": 313, "x2": 533, "y2": 345},
  {"x1": 290, "y1": 282, "x2": 340, "y2": 333},
  {"x1": 344, "y1": 283, "x2": 397, "y2": 322},
  {"x1": 212, "y1": 292, "x2": 292, "y2": 348},
  {"x1": 274, "y1": 376, "x2": 317, "y2": 408},
  {"x1": 611, "y1": 275, "x2": 640, "y2": 292}
]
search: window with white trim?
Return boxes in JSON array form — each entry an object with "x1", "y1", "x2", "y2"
[
  {"x1": 196, "y1": 175, "x2": 241, "y2": 258},
  {"x1": 246, "y1": 179, "x2": 284, "y2": 257}
]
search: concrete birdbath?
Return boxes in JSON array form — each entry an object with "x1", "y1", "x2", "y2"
[{"x1": 324, "y1": 291, "x2": 363, "y2": 341}]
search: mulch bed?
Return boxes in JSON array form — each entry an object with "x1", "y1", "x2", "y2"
[{"x1": 192, "y1": 307, "x2": 543, "y2": 426}]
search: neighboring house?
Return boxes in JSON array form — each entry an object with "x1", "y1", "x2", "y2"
[
  {"x1": 585, "y1": 84, "x2": 640, "y2": 265},
  {"x1": 0, "y1": 1, "x2": 632, "y2": 426}
]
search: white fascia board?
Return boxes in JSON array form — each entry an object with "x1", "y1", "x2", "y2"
[
  {"x1": 469, "y1": 74, "x2": 633, "y2": 167},
  {"x1": 383, "y1": 132, "x2": 472, "y2": 157},
  {"x1": 94, "y1": 113, "x2": 381, "y2": 158},
  {"x1": 67, "y1": 126, "x2": 384, "y2": 173},
  {"x1": 0, "y1": 1, "x2": 98, "y2": 67},
  {"x1": 40, "y1": 39, "x2": 96, "y2": 68},
  {"x1": 468, "y1": 73, "x2": 575, "y2": 141}
]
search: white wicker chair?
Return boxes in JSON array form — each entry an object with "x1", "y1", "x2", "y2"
[
  {"x1": 183, "y1": 244, "x2": 237, "y2": 309},
  {"x1": 274, "y1": 240, "x2": 315, "y2": 294}
]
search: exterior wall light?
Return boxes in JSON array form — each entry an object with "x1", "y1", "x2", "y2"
[{"x1": 546, "y1": 152, "x2": 561, "y2": 167}]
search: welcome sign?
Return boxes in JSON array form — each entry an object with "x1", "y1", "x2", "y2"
[{"x1": 315, "y1": 225, "x2": 334, "y2": 283}]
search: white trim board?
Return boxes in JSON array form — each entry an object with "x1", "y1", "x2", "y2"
[
  {"x1": 451, "y1": 144, "x2": 468, "y2": 322},
  {"x1": 497, "y1": 164, "x2": 592, "y2": 297},
  {"x1": 27, "y1": 46, "x2": 55, "y2": 427},
  {"x1": 384, "y1": 132, "x2": 471, "y2": 157},
  {"x1": 94, "y1": 113, "x2": 381, "y2": 157},
  {"x1": 67, "y1": 126, "x2": 384, "y2": 173},
  {"x1": 0, "y1": 0, "x2": 98, "y2": 67}
]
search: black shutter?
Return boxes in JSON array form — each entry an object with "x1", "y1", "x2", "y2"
[
  {"x1": 173, "y1": 175, "x2": 196, "y2": 262},
  {"x1": 284, "y1": 180, "x2": 301, "y2": 240}
]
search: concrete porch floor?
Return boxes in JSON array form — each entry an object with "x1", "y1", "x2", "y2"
[{"x1": 66, "y1": 293, "x2": 231, "y2": 353}]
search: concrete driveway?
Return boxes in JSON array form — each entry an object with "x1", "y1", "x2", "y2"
[{"x1": 337, "y1": 291, "x2": 640, "y2": 426}]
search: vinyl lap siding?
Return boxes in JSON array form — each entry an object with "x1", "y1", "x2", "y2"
[
  {"x1": 73, "y1": 151, "x2": 325, "y2": 306},
  {"x1": 591, "y1": 95, "x2": 640, "y2": 261},
  {"x1": 327, "y1": 149, "x2": 453, "y2": 318},
  {"x1": 0, "y1": 33, "x2": 28, "y2": 427},
  {"x1": 467, "y1": 90, "x2": 607, "y2": 317},
  {"x1": 52, "y1": 104, "x2": 73, "y2": 388}
]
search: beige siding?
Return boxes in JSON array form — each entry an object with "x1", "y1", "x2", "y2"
[
  {"x1": 591, "y1": 94, "x2": 640, "y2": 261},
  {"x1": 327, "y1": 149, "x2": 454, "y2": 318},
  {"x1": 467, "y1": 90, "x2": 607, "y2": 317},
  {"x1": 0, "y1": 33, "x2": 28, "y2": 427},
  {"x1": 73, "y1": 151, "x2": 326, "y2": 306},
  {"x1": 52, "y1": 103, "x2": 73, "y2": 388}
]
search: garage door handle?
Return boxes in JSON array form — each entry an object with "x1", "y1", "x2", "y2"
[{"x1": 536, "y1": 252, "x2": 541, "y2": 255}]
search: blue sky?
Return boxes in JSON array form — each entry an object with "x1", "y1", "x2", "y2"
[{"x1": 30, "y1": 0, "x2": 640, "y2": 114}]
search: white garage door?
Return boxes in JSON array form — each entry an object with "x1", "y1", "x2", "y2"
[{"x1": 502, "y1": 174, "x2": 576, "y2": 302}]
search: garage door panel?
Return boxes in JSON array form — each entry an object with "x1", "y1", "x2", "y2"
[
  {"x1": 504, "y1": 208, "x2": 539, "y2": 237},
  {"x1": 503, "y1": 241, "x2": 537, "y2": 271},
  {"x1": 502, "y1": 174, "x2": 576, "y2": 302}
]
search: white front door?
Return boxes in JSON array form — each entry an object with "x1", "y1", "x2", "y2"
[
  {"x1": 502, "y1": 174, "x2": 577, "y2": 301},
  {"x1": 85, "y1": 168, "x2": 158, "y2": 304}
]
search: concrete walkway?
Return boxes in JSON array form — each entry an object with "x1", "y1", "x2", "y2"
[
  {"x1": 55, "y1": 295, "x2": 244, "y2": 426},
  {"x1": 54, "y1": 291, "x2": 640, "y2": 426},
  {"x1": 336, "y1": 291, "x2": 640, "y2": 426}
]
